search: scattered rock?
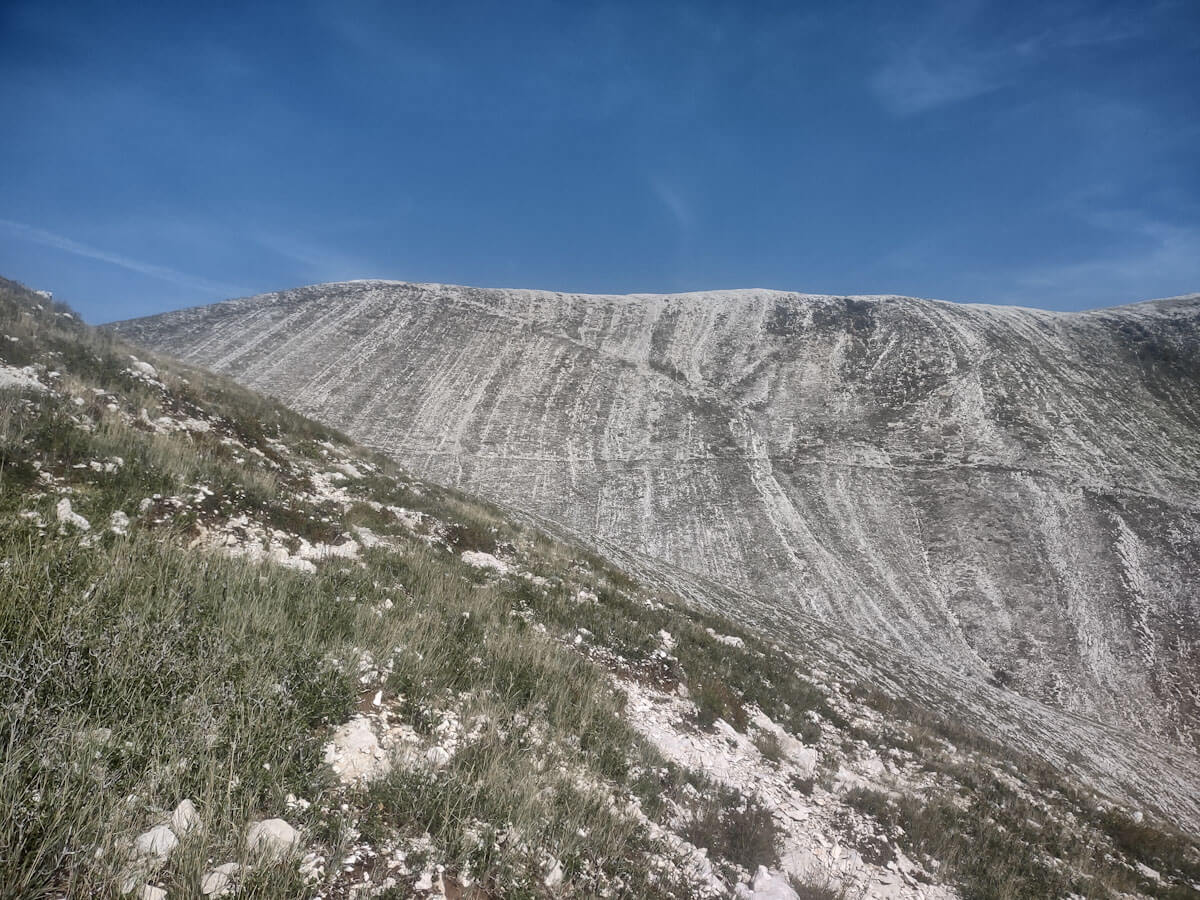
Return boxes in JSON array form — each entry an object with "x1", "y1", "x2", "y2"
[
  {"x1": 110, "y1": 510, "x2": 131, "y2": 535},
  {"x1": 789, "y1": 746, "x2": 819, "y2": 779},
  {"x1": 458, "y1": 554, "x2": 506, "y2": 573},
  {"x1": 0, "y1": 363, "x2": 46, "y2": 392},
  {"x1": 138, "y1": 886, "x2": 166, "y2": 900},
  {"x1": 460, "y1": 550, "x2": 508, "y2": 574},
  {"x1": 542, "y1": 855, "x2": 564, "y2": 889},
  {"x1": 132, "y1": 825, "x2": 177, "y2": 864},
  {"x1": 171, "y1": 799, "x2": 199, "y2": 836},
  {"x1": 741, "y1": 866, "x2": 799, "y2": 900},
  {"x1": 325, "y1": 716, "x2": 391, "y2": 784},
  {"x1": 246, "y1": 818, "x2": 300, "y2": 861},
  {"x1": 1135, "y1": 861, "x2": 1161, "y2": 882},
  {"x1": 56, "y1": 498, "x2": 90, "y2": 532},
  {"x1": 200, "y1": 862, "x2": 241, "y2": 896}
]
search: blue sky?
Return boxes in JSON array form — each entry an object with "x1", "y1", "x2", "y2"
[{"x1": 1, "y1": 0, "x2": 1198, "y2": 322}]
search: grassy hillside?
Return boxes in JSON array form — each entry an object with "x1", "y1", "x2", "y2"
[{"x1": 2, "y1": 276, "x2": 1197, "y2": 899}]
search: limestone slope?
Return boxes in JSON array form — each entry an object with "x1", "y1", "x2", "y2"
[{"x1": 112, "y1": 281, "x2": 1200, "y2": 750}]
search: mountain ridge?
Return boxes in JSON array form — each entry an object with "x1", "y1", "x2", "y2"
[{"x1": 121, "y1": 278, "x2": 1200, "y2": 315}]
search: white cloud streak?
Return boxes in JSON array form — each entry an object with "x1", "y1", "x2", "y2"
[
  {"x1": 253, "y1": 231, "x2": 383, "y2": 282},
  {"x1": 650, "y1": 178, "x2": 694, "y2": 233},
  {"x1": 868, "y1": 4, "x2": 1154, "y2": 116},
  {"x1": 870, "y1": 52, "x2": 1001, "y2": 115},
  {"x1": 0, "y1": 218, "x2": 247, "y2": 297},
  {"x1": 1013, "y1": 217, "x2": 1200, "y2": 309}
]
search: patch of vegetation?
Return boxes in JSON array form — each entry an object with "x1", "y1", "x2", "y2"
[
  {"x1": 843, "y1": 769, "x2": 1200, "y2": 900},
  {"x1": 844, "y1": 784, "x2": 1072, "y2": 899},
  {"x1": 678, "y1": 785, "x2": 780, "y2": 872},
  {"x1": 753, "y1": 730, "x2": 784, "y2": 765},
  {"x1": 442, "y1": 518, "x2": 499, "y2": 554},
  {"x1": 1096, "y1": 807, "x2": 1200, "y2": 883},
  {"x1": 788, "y1": 773, "x2": 815, "y2": 796}
]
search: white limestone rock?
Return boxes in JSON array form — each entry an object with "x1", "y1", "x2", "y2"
[
  {"x1": 749, "y1": 866, "x2": 800, "y2": 900},
  {"x1": 129, "y1": 358, "x2": 159, "y2": 378},
  {"x1": 461, "y1": 550, "x2": 508, "y2": 573},
  {"x1": 324, "y1": 716, "x2": 391, "y2": 784},
  {"x1": 424, "y1": 745, "x2": 452, "y2": 769},
  {"x1": 200, "y1": 862, "x2": 241, "y2": 895},
  {"x1": 413, "y1": 869, "x2": 434, "y2": 891},
  {"x1": 0, "y1": 363, "x2": 46, "y2": 392},
  {"x1": 170, "y1": 799, "x2": 199, "y2": 836},
  {"x1": 246, "y1": 818, "x2": 299, "y2": 861},
  {"x1": 542, "y1": 854, "x2": 564, "y2": 889},
  {"x1": 132, "y1": 825, "x2": 177, "y2": 864},
  {"x1": 56, "y1": 498, "x2": 90, "y2": 531}
]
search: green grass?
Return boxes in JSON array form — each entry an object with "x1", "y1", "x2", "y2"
[{"x1": 0, "y1": 485, "x2": 699, "y2": 896}]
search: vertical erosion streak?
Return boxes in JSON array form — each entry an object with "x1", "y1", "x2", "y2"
[{"x1": 1110, "y1": 512, "x2": 1160, "y2": 675}]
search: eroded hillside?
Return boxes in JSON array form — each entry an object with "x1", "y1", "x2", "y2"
[
  {"x1": 113, "y1": 281, "x2": 1200, "y2": 755},
  {"x1": 6, "y1": 277, "x2": 1200, "y2": 898}
]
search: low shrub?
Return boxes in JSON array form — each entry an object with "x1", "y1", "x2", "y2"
[{"x1": 679, "y1": 787, "x2": 779, "y2": 870}]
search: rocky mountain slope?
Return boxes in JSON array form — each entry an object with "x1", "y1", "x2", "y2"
[
  {"x1": 7, "y1": 276, "x2": 1200, "y2": 898},
  {"x1": 113, "y1": 281, "x2": 1200, "y2": 758}
]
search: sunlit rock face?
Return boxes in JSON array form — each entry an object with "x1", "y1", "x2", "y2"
[{"x1": 114, "y1": 281, "x2": 1200, "y2": 749}]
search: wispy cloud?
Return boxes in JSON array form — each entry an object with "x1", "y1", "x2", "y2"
[
  {"x1": 0, "y1": 218, "x2": 247, "y2": 297},
  {"x1": 1011, "y1": 215, "x2": 1200, "y2": 309},
  {"x1": 870, "y1": 52, "x2": 1001, "y2": 115},
  {"x1": 253, "y1": 231, "x2": 384, "y2": 282},
  {"x1": 650, "y1": 178, "x2": 694, "y2": 233},
  {"x1": 868, "y1": 3, "x2": 1153, "y2": 116},
  {"x1": 875, "y1": 208, "x2": 1200, "y2": 309}
]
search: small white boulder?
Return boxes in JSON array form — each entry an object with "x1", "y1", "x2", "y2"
[
  {"x1": 542, "y1": 855, "x2": 564, "y2": 889},
  {"x1": 324, "y1": 716, "x2": 390, "y2": 784},
  {"x1": 460, "y1": 550, "x2": 508, "y2": 573},
  {"x1": 200, "y1": 862, "x2": 241, "y2": 895},
  {"x1": 246, "y1": 818, "x2": 299, "y2": 861},
  {"x1": 749, "y1": 866, "x2": 800, "y2": 900},
  {"x1": 132, "y1": 825, "x2": 177, "y2": 864},
  {"x1": 171, "y1": 799, "x2": 199, "y2": 836},
  {"x1": 56, "y1": 498, "x2": 90, "y2": 532}
]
